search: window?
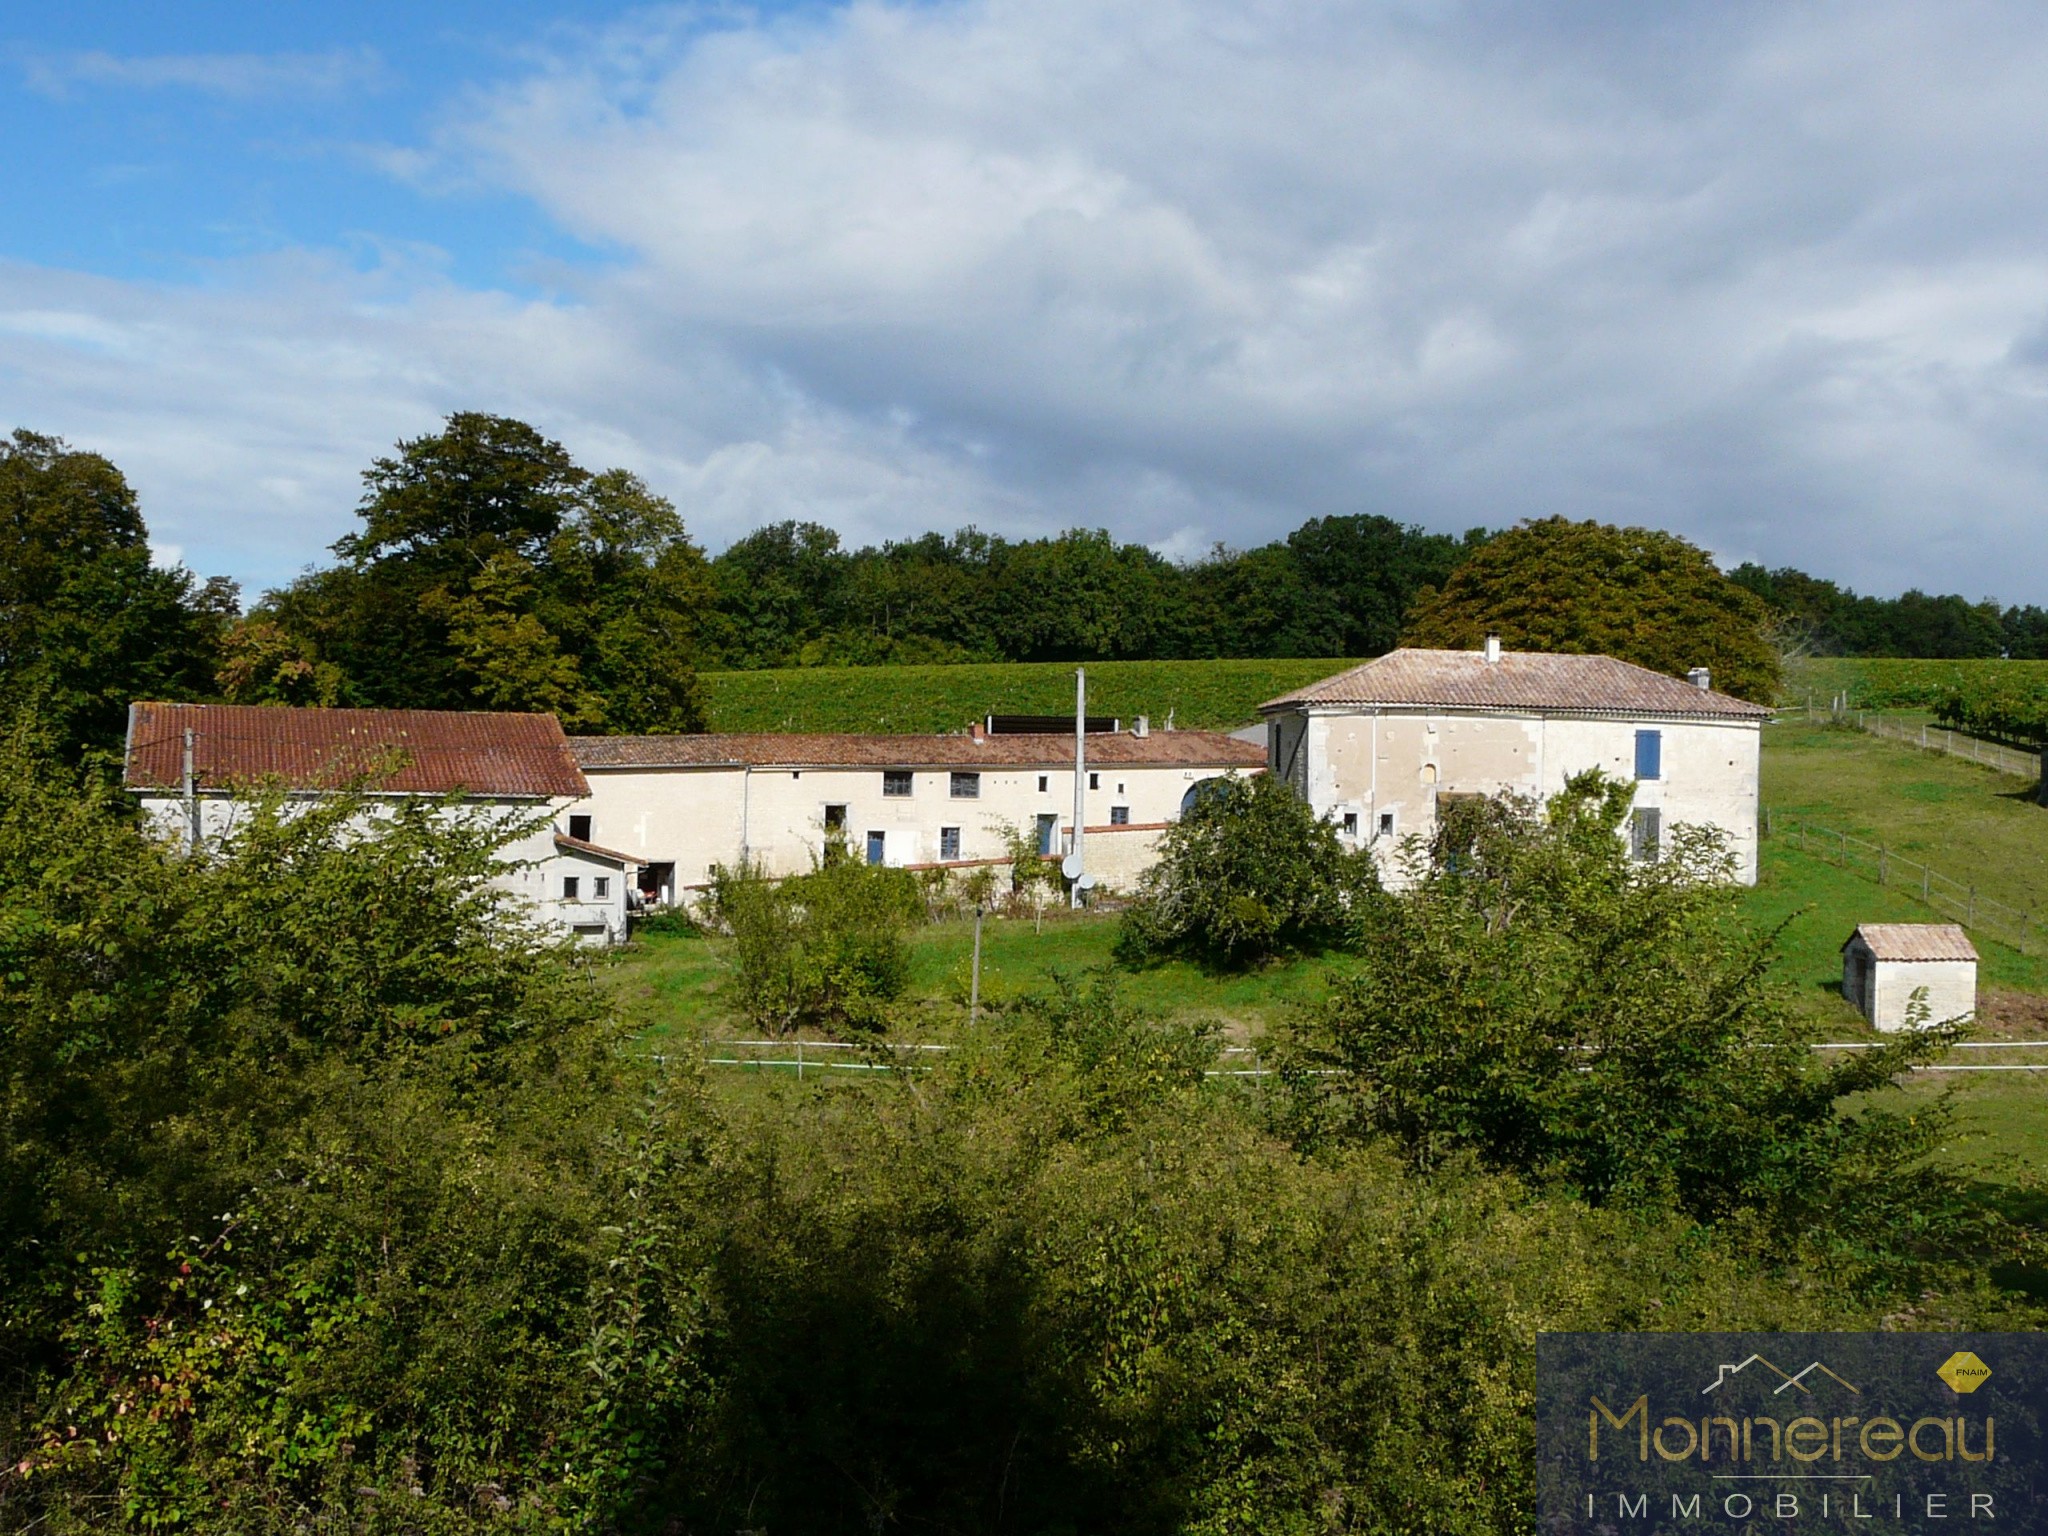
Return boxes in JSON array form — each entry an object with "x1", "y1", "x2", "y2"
[
  {"x1": 568, "y1": 813, "x2": 591, "y2": 841},
  {"x1": 866, "y1": 830, "x2": 886, "y2": 865},
  {"x1": 1035, "y1": 813, "x2": 1058, "y2": 856},
  {"x1": 950, "y1": 771, "x2": 981, "y2": 799},
  {"x1": 1109, "y1": 806, "x2": 1130, "y2": 826},
  {"x1": 1634, "y1": 729, "x2": 1662, "y2": 781},
  {"x1": 883, "y1": 770, "x2": 913, "y2": 797},
  {"x1": 940, "y1": 826, "x2": 961, "y2": 860},
  {"x1": 1088, "y1": 771, "x2": 1100, "y2": 790},
  {"x1": 593, "y1": 876, "x2": 610, "y2": 899},
  {"x1": 824, "y1": 804, "x2": 847, "y2": 830},
  {"x1": 1630, "y1": 807, "x2": 1662, "y2": 863},
  {"x1": 1342, "y1": 811, "x2": 1359, "y2": 837},
  {"x1": 1378, "y1": 810, "x2": 1396, "y2": 838},
  {"x1": 562, "y1": 876, "x2": 581, "y2": 900},
  {"x1": 1037, "y1": 775, "x2": 1048, "y2": 793},
  {"x1": 1116, "y1": 781, "x2": 1126, "y2": 795}
]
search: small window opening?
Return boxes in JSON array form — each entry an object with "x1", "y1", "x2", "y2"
[
  {"x1": 1342, "y1": 811, "x2": 1359, "y2": 837},
  {"x1": 950, "y1": 771, "x2": 981, "y2": 799},
  {"x1": 562, "y1": 876, "x2": 580, "y2": 900},
  {"x1": 1037, "y1": 774, "x2": 1048, "y2": 793},
  {"x1": 883, "y1": 770, "x2": 913, "y2": 797},
  {"x1": 1634, "y1": 729, "x2": 1662, "y2": 781},
  {"x1": 1088, "y1": 771, "x2": 1100, "y2": 790},
  {"x1": 568, "y1": 814, "x2": 591, "y2": 841},
  {"x1": 1378, "y1": 810, "x2": 1396, "y2": 838},
  {"x1": 1035, "y1": 813, "x2": 1057, "y2": 856},
  {"x1": 593, "y1": 876, "x2": 610, "y2": 899},
  {"x1": 1109, "y1": 806, "x2": 1130, "y2": 826},
  {"x1": 1630, "y1": 807, "x2": 1662, "y2": 863},
  {"x1": 824, "y1": 803, "x2": 847, "y2": 830},
  {"x1": 940, "y1": 826, "x2": 962, "y2": 860}
]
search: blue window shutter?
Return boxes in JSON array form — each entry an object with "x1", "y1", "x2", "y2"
[{"x1": 1635, "y1": 730, "x2": 1662, "y2": 780}]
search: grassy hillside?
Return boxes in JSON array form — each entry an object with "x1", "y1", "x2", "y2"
[{"x1": 697, "y1": 657, "x2": 1355, "y2": 734}]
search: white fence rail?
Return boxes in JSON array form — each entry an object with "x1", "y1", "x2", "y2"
[{"x1": 670, "y1": 1039, "x2": 2048, "y2": 1077}]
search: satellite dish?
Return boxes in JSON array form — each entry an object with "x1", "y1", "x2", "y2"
[
  {"x1": 1076, "y1": 872, "x2": 1098, "y2": 891},
  {"x1": 1061, "y1": 853, "x2": 1085, "y2": 881}
]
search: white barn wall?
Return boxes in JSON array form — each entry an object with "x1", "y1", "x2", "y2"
[
  {"x1": 133, "y1": 791, "x2": 631, "y2": 945},
  {"x1": 1279, "y1": 710, "x2": 1762, "y2": 884},
  {"x1": 576, "y1": 758, "x2": 1247, "y2": 893}
]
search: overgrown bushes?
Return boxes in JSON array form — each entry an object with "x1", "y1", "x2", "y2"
[
  {"x1": 708, "y1": 853, "x2": 925, "y2": 1032},
  {"x1": 1274, "y1": 772, "x2": 1986, "y2": 1282},
  {"x1": 4, "y1": 736, "x2": 2043, "y2": 1534},
  {"x1": 1116, "y1": 772, "x2": 1376, "y2": 968}
]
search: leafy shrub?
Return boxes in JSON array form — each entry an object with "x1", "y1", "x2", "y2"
[
  {"x1": 1116, "y1": 772, "x2": 1376, "y2": 968},
  {"x1": 709, "y1": 855, "x2": 925, "y2": 1032},
  {"x1": 1274, "y1": 772, "x2": 1978, "y2": 1267}
]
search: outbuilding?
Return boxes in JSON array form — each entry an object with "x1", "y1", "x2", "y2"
[{"x1": 1840, "y1": 923, "x2": 1978, "y2": 1031}]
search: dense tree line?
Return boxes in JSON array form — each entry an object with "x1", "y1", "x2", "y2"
[
  {"x1": 1730, "y1": 562, "x2": 2048, "y2": 659},
  {"x1": 12, "y1": 410, "x2": 2048, "y2": 765}
]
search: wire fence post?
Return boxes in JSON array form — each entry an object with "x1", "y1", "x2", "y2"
[
  {"x1": 1879, "y1": 845, "x2": 1887, "y2": 886},
  {"x1": 796, "y1": 1039, "x2": 804, "y2": 1083},
  {"x1": 1922, "y1": 866, "x2": 1930, "y2": 902}
]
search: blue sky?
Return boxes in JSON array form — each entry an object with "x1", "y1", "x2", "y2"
[
  {"x1": 8, "y1": 2, "x2": 2048, "y2": 603},
  {"x1": 2, "y1": 2, "x2": 635, "y2": 288}
]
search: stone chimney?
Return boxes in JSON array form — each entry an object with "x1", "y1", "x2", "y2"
[
  {"x1": 1134, "y1": 714, "x2": 1149, "y2": 738},
  {"x1": 970, "y1": 719, "x2": 986, "y2": 742},
  {"x1": 1483, "y1": 634, "x2": 1501, "y2": 665},
  {"x1": 1687, "y1": 667, "x2": 1711, "y2": 692}
]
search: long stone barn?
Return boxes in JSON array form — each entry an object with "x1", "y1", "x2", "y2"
[{"x1": 569, "y1": 723, "x2": 1266, "y2": 903}]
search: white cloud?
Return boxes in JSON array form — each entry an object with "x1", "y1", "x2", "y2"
[
  {"x1": 11, "y1": 1, "x2": 2048, "y2": 601},
  {"x1": 22, "y1": 46, "x2": 388, "y2": 101}
]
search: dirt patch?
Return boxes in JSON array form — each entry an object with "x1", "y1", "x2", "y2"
[{"x1": 1974, "y1": 986, "x2": 2048, "y2": 1039}]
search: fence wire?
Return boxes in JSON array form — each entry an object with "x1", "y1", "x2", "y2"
[{"x1": 1762, "y1": 808, "x2": 2043, "y2": 956}]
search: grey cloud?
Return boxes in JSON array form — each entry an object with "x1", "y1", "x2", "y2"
[{"x1": 9, "y1": 1, "x2": 2048, "y2": 600}]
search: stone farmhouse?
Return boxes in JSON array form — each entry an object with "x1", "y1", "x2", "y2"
[
  {"x1": 1260, "y1": 641, "x2": 1772, "y2": 884},
  {"x1": 123, "y1": 702, "x2": 639, "y2": 945},
  {"x1": 569, "y1": 723, "x2": 1266, "y2": 903}
]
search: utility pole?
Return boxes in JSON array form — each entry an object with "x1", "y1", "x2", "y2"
[
  {"x1": 182, "y1": 726, "x2": 200, "y2": 854},
  {"x1": 969, "y1": 902, "x2": 984, "y2": 1024},
  {"x1": 1070, "y1": 667, "x2": 1087, "y2": 908}
]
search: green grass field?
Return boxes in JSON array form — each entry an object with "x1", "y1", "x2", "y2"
[
  {"x1": 1761, "y1": 718, "x2": 2048, "y2": 922},
  {"x1": 698, "y1": 657, "x2": 1356, "y2": 734},
  {"x1": 610, "y1": 714, "x2": 2048, "y2": 1170}
]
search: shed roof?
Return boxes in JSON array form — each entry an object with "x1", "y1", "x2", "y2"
[
  {"x1": 553, "y1": 832, "x2": 640, "y2": 867},
  {"x1": 124, "y1": 703, "x2": 589, "y2": 799},
  {"x1": 1260, "y1": 648, "x2": 1772, "y2": 718},
  {"x1": 569, "y1": 730, "x2": 1265, "y2": 771},
  {"x1": 1844, "y1": 923, "x2": 1979, "y2": 962}
]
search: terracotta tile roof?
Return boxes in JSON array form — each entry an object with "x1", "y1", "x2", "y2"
[
  {"x1": 124, "y1": 703, "x2": 589, "y2": 799},
  {"x1": 554, "y1": 832, "x2": 640, "y2": 865},
  {"x1": 570, "y1": 729, "x2": 1266, "y2": 771},
  {"x1": 1845, "y1": 923, "x2": 1979, "y2": 962},
  {"x1": 1260, "y1": 648, "x2": 1774, "y2": 718}
]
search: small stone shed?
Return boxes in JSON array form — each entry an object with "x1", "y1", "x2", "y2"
[{"x1": 1841, "y1": 923, "x2": 1978, "y2": 1031}]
